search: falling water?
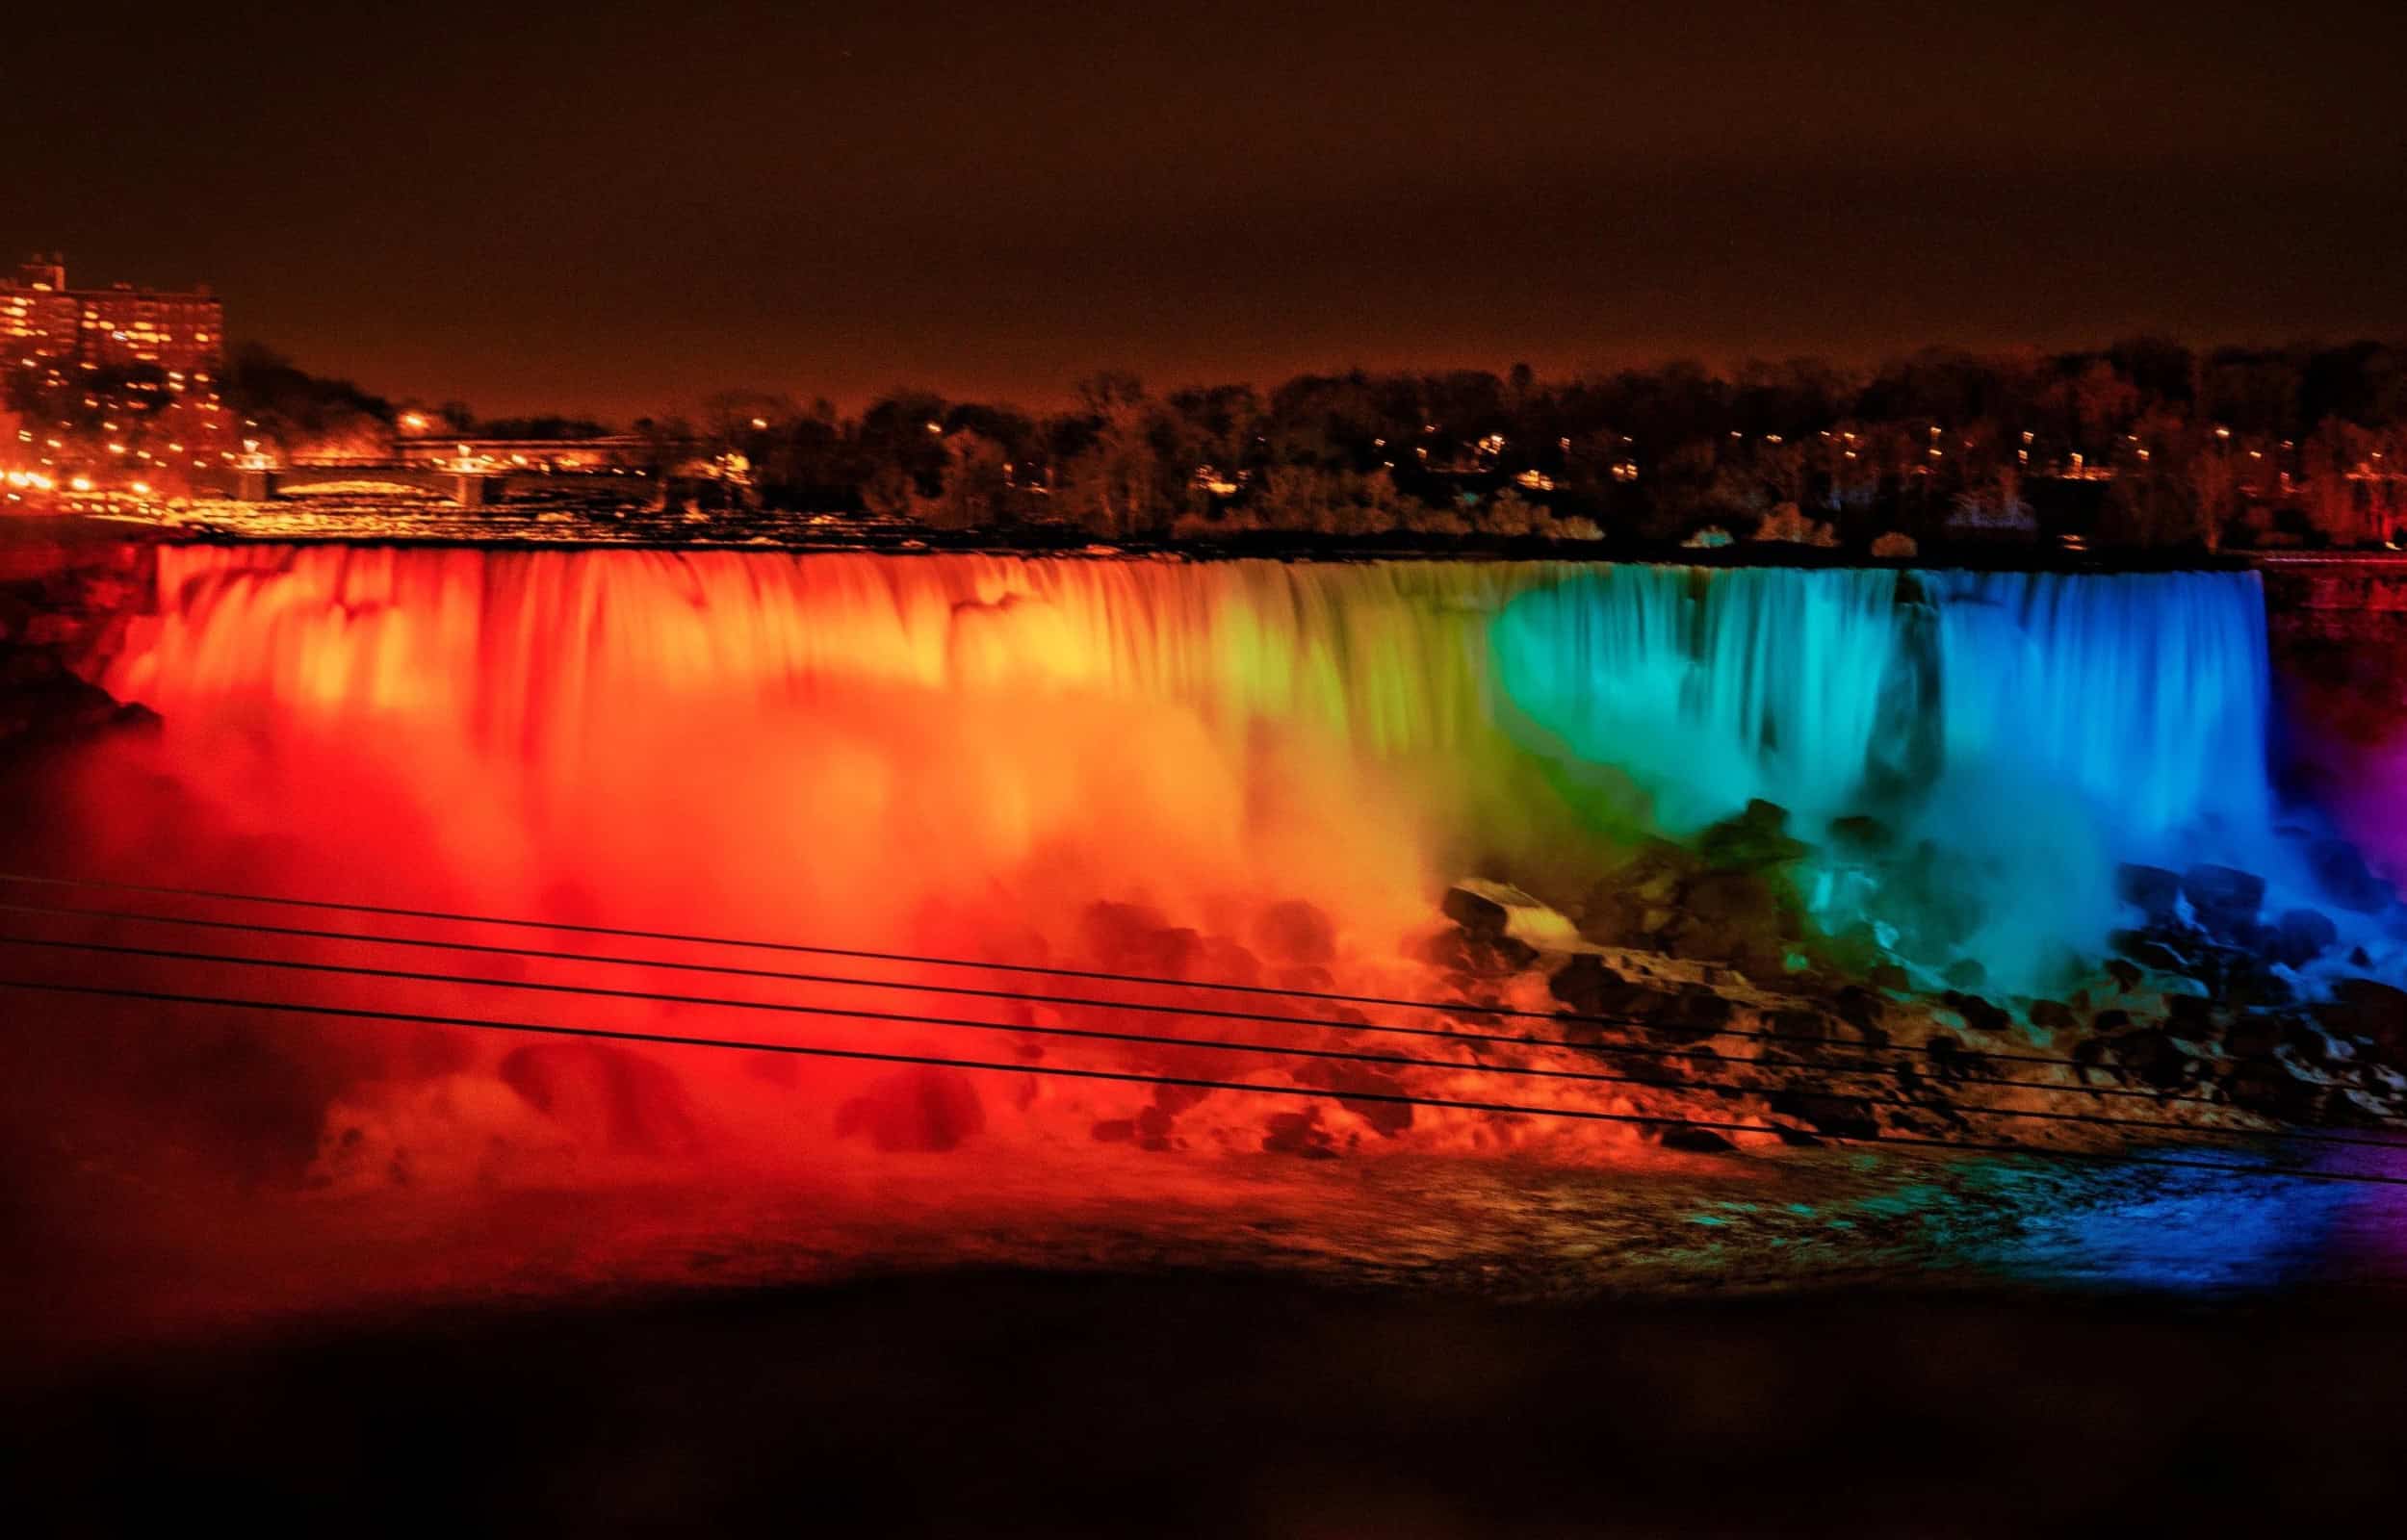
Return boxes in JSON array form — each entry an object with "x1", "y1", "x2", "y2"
[{"x1": 98, "y1": 545, "x2": 2321, "y2": 996}]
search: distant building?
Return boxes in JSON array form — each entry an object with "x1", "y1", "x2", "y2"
[{"x1": 2, "y1": 253, "x2": 234, "y2": 487}]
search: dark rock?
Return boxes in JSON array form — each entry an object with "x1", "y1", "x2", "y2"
[
  {"x1": 1767, "y1": 1091, "x2": 1882, "y2": 1142},
  {"x1": 2223, "y1": 1060, "x2": 2324, "y2": 1123},
  {"x1": 2268, "y1": 908, "x2": 2340, "y2": 968},
  {"x1": 2308, "y1": 837, "x2": 2394, "y2": 914},
  {"x1": 2108, "y1": 1026, "x2": 2196, "y2": 1091},
  {"x1": 1664, "y1": 869, "x2": 1793, "y2": 982},
  {"x1": 2114, "y1": 863, "x2": 2184, "y2": 923},
  {"x1": 2317, "y1": 979, "x2": 2407, "y2": 1057},
  {"x1": 500, "y1": 1041, "x2": 704, "y2": 1157},
  {"x1": 1940, "y1": 990, "x2": 2010, "y2": 1039},
  {"x1": 1548, "y1": 953, "x2": 1651, "y2": 1020},
  {"x1": 2028, "y1": 1000, "x2": 2076, "y2": 1034},
  {"x1": 1695, "y1": 798, "x2": 1811, "y2": 870},
  {"x1": 2163, "y1": 992, "x2": 2215, "y2": 1037},
  {"x1": 1414, "y1": 928, "x2": 1537, "y2": 977},
  {"x1": 1941, "y1": 958, "x2": 1986, "y2": 990},
  {"x1": 1825, "y1": 814, "x2": 1894, "y2": 856},
  {"x1": 2181, "y1": 863, "x2": 2266, "y2": 941},
  {"x1": 1080, "y1": 901, "x2": 1204, "y2": 979},
  {"x1": 1868, "y1": 962, "x2": 1910, "y2": 993},
  {"x1": 1764, "y1": 1008, "x2": 1831, "y2": 1043},
  {"x1": 2110, "y1": 929, "x2": 2193, "y2": 976},
  {"x1": 2224, "y1": 1014, "x2": 2283, "y2": 1059},
  {"x1": 833, "y1": 1065, "x2": 986, "y2": 1153},
  {"x1": 2105, "y1": 960, "x2": 2141, "y2": 992},
  {"x1": 1827, "y1": 986, "x2": 1890, "y2": 1047},
  {"x1": 1643, "y1": 987, "x2": 1736, "y2": 1044},
  {"x1": 1440, "y1": 885, "x2": 1513, "y2": 941},
  {"x1": 1251, "y1": 899, "x2": 1336, "y2": 966},
  {"x1": 1924, "y1": 1037, "x2": 1984, "y2": 1080},
  {"x1": 1659, "y1": 1125, "x2": 1737, "y2": 1154},
  {"x1": 1260, "y1": 1108, "x2": 1339, "y2": 1159}
]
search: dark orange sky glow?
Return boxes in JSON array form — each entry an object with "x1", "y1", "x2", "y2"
[{"x1": 6, "y1": 1, "x2": 2404, "y2": 419}]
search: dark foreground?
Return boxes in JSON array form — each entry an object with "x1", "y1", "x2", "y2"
[{"x1": 12, "y1": 1272, "x2": 2407, "y2": 1535}]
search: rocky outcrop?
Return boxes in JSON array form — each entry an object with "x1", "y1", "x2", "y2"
[{"x1": 0, "y1": 525, "x2": 160, "y2": 750}]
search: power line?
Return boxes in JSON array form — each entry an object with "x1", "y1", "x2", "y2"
[
  {"x1": 7, "y1": 929, "x2": 2405, "y2": 1152},
  {"x1": 0, "y1": 869, "x2": 2101, "y2": 1068},
  {"x1": 8, "y1": 973, "x2": 2405, "y2": 1187},
  {"x1": 0, "y1": 895, "x2": 2262, "y2": 1108}
]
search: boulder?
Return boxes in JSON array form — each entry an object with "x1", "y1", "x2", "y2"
[
  {"x1": 1659, "y1": 1125, "x2": 1737, "y2": 1154},
  {"x1": 1695, "y1": 799, "x2": 1811, "y2": 870},
  {"x1": 2268, "y1": 908, "x2": 2340, "y2": 968},
  {"x1": 2317, "y1": 979, "x2": 2407, "y2": 1058},
  {"x1": 1548, "y1": 953, "x2": 1655, "y2": 1020},
  {"x1": 2181, "y1": 863, "x2": 2265, "y2": 941},
  {"x1": 2113, "y1": 863, "x2": 2184, "y2": 924},
  {"x1": 1767, "y1": 1091, "x2": 1882, "y2": 1141},
  {"x1": 1441, "y1": 878, "x2": 1585, "y2": 954},
  {"x1": 1664, "y1": 869, "x2": 1792, "y2": 982}
]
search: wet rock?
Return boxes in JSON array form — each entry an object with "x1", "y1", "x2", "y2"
[
  {"x1": 2028, "y1": 1000, "x2": 2076, "y2": 1034},
  {"x1": 1413, "y1": 927, "x2": 1537, "y2": 977},
  {"x1": 2181, "y1": 863, "x2": 2265, "y2": 942},
  {"x1": 1659, "y1": 1125, "x2": 1737, "y2": 1154},
  {"x1": 1939, "y1": 990, "x2": 2010, "y2": 1039},
  {"x1": 1941, "y1": 958, "x2": 1987, "y2": 991},
  {"x1": 1577, "y1": 840, "x2": 1695, "y2": 948},
  {"x1": 2104, "y1": 1026, "x2": 2195, "y2": 1091},
  {"x1": 2223, "y1": 1013, "x2": 2284, "y2": 1060},
  {"x1": 2163, "y1": 992, "x2": 2215, "y2": 1037},
  {"x1": 2308, "y1": 837, "x2": 2393, "y2": 914},
  {"x1": 2104, "y1": 960, "x2": 2142, "y2": 992},
  {"x1": 1261, "y1": 1108, "x2": 1339, "y2": 1159},
  {"x1": 1632, "y1": 986, "x2": 1736, "y2": 1045},
  {"x1": 2269, "y1": 908, "x2": 2340, "y2": 968},
  {"x1": 2317, "y1": 979, "x2": 2407, "y2": 1058},
  {"x1": 1079, "y1": 901, "x2": 1204, "y2": 979},
  {"x1": 1663, "y1": 869, "x2": 1792, "y2": 983},
  {"x1": 1442, "y1": 878, "x2": 1584, "y2": 954},
  {"x1": 1826, "y1": 985, "x2": 1891, "y2": 1047},
  {"x1": 835, "y1": 1065, "x2": 987, "y2": 1153},
  {"x1": 2223, "y1": 1060, "x2": 2324, "y2": 1123},
  {"x1": 499, "y1": 1041, "x2": 704, "y2": 1157},
  {"x1": 2110, "y1": 928, "x2": 2194, "y2": 976},
  {"x1": 1251, "y1": 899, "x2": 1336, "y2": 967},
  {"x1": 1548, "y1": 954, "x2": 1653, "y2": 1020},
  {"x1": 1767, "y1": 1091, "x2": 1881, "y2": 1142},
  {"x1": 1695, "y1": 799, "x2": 1811, "y2": 870},
  {"x1": 2114, "y1": 863, "x2": 2184, "y2": 924},
  {"x1": 1291, "y1": 1062, "x2": 1415, "y2": 1137},
  {"x1": 1868, "y1": 962, "x2": 1911, "y2": 993},
  {"x1": 1441, "y1": 884, "x2": 1514, "y2": 941}
]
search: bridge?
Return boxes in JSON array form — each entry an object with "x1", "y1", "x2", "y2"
[{"x1": 234, "y1": 463, "x2": 661, "y2": 507}]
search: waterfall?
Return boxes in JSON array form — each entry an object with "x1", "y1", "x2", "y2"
[{"x1": 103, "y1": 545, "x2": 2303, "y2": 994}]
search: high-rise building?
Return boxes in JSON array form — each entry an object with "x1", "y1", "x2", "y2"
[{"x1": 1, "y1": 253, "x2": 234, "y2": 485}]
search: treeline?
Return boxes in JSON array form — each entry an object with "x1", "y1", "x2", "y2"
[
  {"x1": 240, "y1": 340, "x2": 2407, "y2": 551},
  {"x1": 658, "y1": 341, "x2": 2407, "y2": 551}
]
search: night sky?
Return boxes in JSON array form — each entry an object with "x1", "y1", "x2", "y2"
[{"x1": 9, "y1": 1, "x2": 2403, "y2": 420}]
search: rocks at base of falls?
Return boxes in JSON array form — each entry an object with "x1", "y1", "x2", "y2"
[
  {"x1": 0, "y1": 533, "x2": 160, "y2": 752},
  {"x1": 1573, "y1": 801, "x2": 1811, "y2": 987}
]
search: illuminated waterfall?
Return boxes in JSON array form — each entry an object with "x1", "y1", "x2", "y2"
[{"x1": 104, "y1": 546, "x2": 2302, "y2": 993}]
